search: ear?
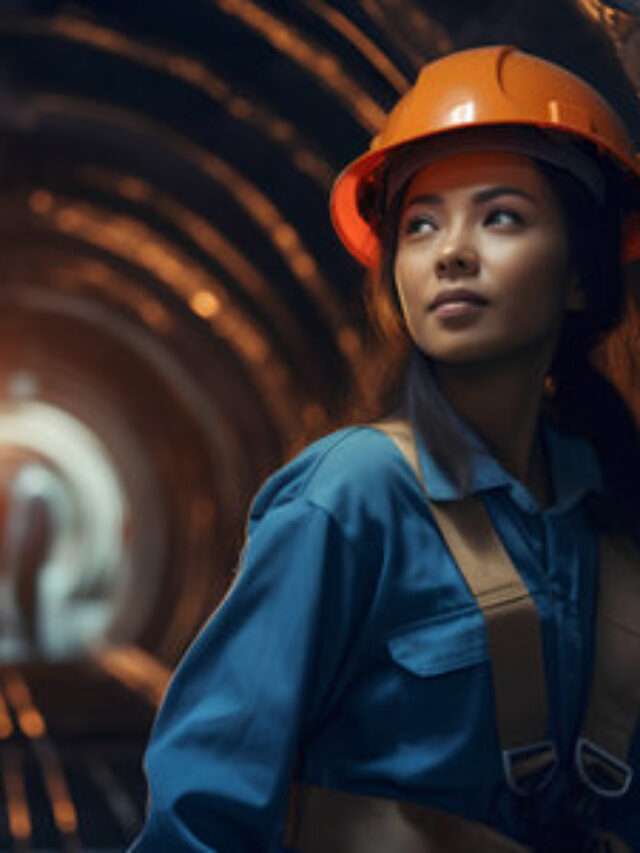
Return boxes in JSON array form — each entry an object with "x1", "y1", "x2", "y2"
[{"x1": 566, "y1": 270, "x2": 586, "y2": 313}]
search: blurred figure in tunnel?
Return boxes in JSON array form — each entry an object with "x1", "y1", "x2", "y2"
[
  {"x1": 0, "y1": 395, "x2": 135, "y2": 661},
  {"x1": 132, "y1": 46, "x2": 640, "y2": 852},
  {"x1": 0, "y1": 456, "x2": 57, "y2": 659},
  {"x1": 0, "y1": 447, "x2": 124, "y2": 660}
]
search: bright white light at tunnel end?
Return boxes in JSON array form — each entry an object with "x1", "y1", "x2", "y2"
[{"x1": 0, "y1": 395, "x2": 131, "y2": 662}]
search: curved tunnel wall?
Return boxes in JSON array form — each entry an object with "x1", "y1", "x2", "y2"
[{"x1": 0, "y1": 0, "x2": 636, "y2": 667}]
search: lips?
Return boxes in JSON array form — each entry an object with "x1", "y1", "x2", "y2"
[{"x1": 428, "y1": 287, "x2": 489, "y2": 311}]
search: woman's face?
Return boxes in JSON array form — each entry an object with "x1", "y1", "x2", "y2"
[{"x1": 393, "y1": 150, "x2": 584, "y2": 367}]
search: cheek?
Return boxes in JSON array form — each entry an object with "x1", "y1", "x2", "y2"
[
  {"x1": 393, "y1": 251, "x2": 428, "y2": 331},
  {"x1": 490, "y1": 236, "x2": 570, "y2": 315}
]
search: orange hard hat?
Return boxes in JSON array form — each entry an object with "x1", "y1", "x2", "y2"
[{"x1": 330, "y1": 45, "x2": 640, "y2": 268}]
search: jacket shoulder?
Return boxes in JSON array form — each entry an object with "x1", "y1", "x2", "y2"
[{"x1": 251, "y1": 426, "x2": 422, "y2": 527}]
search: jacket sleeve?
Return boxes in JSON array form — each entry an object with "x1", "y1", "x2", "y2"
[{"x1": 129, "y1": 496, "x2": 375, "y2": 852}]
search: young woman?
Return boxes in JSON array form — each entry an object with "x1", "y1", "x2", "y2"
[{"x1": 130, "y1": 46, "x2": 640, "y2": 852}]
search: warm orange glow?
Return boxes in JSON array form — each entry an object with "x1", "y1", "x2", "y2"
[
  {"x1": 303, "y1": 0, "x2": 409, "y2": 93},
  {"x1": 3, "y1": 674, "x2": 31, "y2": 709},
  {"x1": 0, "y1": 693, "x2": 13, "y2": 739},
  {"x1": 81, "y1": 167, "x2": 305, "y2": 344},
  {"x1": 269, "y1": 118, "x2": 294, "y2": 142},
  {"x1": 7, "y1": 14, "x2": 369, "y2": 404},
  {"x1": 139, "y1": 300, "x2": 173, "y2": 333},
  {"x1": 190, "y1": 290, "x2": 221, "y2": 318},
  {"x1": 272, "y1": 224, "x2": 298, "y2": 251},
  {"x1": 29, "y1": 189, "x2": 54, "y2": 215},
  {"x1": 117, "y1": 176, "x2": 150, "y2": 202},
  {"x1": 575, "y1": 0, "x2": 631, "y2": 30},
  {"x1": 53, "y1": 258, "x2": 297, "y2": 443},
  {"x1": 2, "y1": 752, "x2": 32, "y2": 842},
  {"x1": 166, "y1": 55, "x2": 228, "y2": 97},
  {"x1": 227, "y1": 96, "x2": 254, "y2": 120},
  {"x1": 8, "y1": 804, "x2": 31, "y2": 839},
  {"x1": 93, "y1": 645, "x2": 171, "y2": 707},
  {"x1": 214, "y1": 0, "x2": 385, "y2": 130},
  {"x1": 9, "y1": 807, "x2": 31, "y2": 841},
  {"x1": 38, "y1": 197, "x2": 275, "y2": 364},
  {"x1": 33, "y1": 741, "x2": 79, "y2": 838},
  {"x1": 80, "y1": 259, "x2": 110, "y2": 284},
  {"x1": 31, "y1": 173, "x2": 359, "y2": 408},
  {"x1": 55, "y1": 207, "x2": 84, "y2": 232},
  {"x1": 63, "y1": 257, "x2": 174, "y2": 334},
  {"x1": 53, "y1": 800, "x2": 78, "y2": 833},
  {"x1": 3, "y1": 673, "x2": 47, "y2": 740},
  {"x1": 50, "y1": 168, "x2": 366, "y2": 411},
  {"x1": 18, "y1": 709, "x2": 46, "y2": 739},
  {"x1": 337, "y1": 325, "x2": 362, "y2": 357},
  {"x1": 108, "y1": 132, "x2": 346, "y2": 339},
  {"x1": 290, "y1": 252, "x2": 317, "y2": 280},
  {"x1": 7, "y1": 15, "x2": 332, "y2": 186},
  {"x1": 575, "y1": 0, "x2": 603, "y2": 22},
  {"x1": 356, "y1": 0, "x2": 452, "y2": 58}
]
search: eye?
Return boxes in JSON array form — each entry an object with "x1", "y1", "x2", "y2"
[
  {"x1": 485, "y1": 208, "x2": 524, "y2": 227},
  {"x1": 403, "y1": 214, "x2": 438, "y2": 236}
]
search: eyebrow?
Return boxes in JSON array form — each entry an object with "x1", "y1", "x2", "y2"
[{"x1": 406, "y1": 185, "x2": 537, "y2": 207}]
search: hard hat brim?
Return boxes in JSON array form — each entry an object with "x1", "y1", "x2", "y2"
[
  {"x1": 331, "y1": 121, "x2": 640, "y2": 269},
  {"x1": 330, "y1": 46, "x2": 640, "y2": 268}
]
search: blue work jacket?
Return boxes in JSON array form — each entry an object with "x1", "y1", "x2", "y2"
[{"x1": 130, "y1": 419, "x2": 640, "y2": 851}]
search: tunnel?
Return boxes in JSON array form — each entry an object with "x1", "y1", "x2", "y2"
[{"x1": 0, "y1": 0, "x2": 636, "y2": 849}]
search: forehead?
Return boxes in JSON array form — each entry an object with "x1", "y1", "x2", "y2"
[{"x1": 404, "y1": 150, "x2": 552, "y2": 203}]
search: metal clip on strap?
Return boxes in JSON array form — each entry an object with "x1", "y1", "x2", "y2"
[
  {"x1": 503, "y1": 740, "x2": 558, "y2": 797},
  {"x1": 577, "y1": 536, "x2": 640, "y2": 799},
  {"x1": 575, "y1": 737, "x2": 633, "y2": 798}
]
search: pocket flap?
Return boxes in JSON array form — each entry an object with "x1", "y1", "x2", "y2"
[{"x1": 388, "y1": 609, "x2": 488, "y2": 677}]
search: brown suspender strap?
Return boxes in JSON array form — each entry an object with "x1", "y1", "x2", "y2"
[
  {"x1": 285, "y1": 783, "x2": 531, "y2": 853},
  {"x1": 285, "y1": 783, "x2": 632, "y2": 852},
  {"x1": 283, "y1": 427, "x2": 640, "y2": 849},
  {"x1": 576, "y1": 535, "x2": 640, "y2": 797},
  {"x1": 371, "y1": 422, "x2": 640, "y2": 800},
  {"x1": 428, "y1": 497, "x2": 548, "y2": 752},
  {"x1": 376, "y1": 422, "x2": 554, "y2": 792}
]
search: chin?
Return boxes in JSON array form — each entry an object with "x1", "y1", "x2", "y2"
[
  {"x1": 419, "y1": 332, "x2": 556, "y2": 371},
  {"x1": 419, "y1": 342, "x2": 506, "y2": 365}
]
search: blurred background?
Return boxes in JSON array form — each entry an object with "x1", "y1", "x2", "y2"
[{"x1": 0, "y1": 0, "x2": 636, "y2": 849}]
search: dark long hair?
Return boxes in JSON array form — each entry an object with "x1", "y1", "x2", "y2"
[{"x1": 363, "y1": 153, "x2": 640, "y2": 537}]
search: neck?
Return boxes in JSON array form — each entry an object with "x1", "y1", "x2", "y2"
[{"x1": 431, "y1": 348, "x2": 551, "y2": 490}]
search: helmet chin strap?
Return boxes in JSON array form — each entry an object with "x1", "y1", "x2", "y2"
[{"x1": 383, "y1": 126, "x2": 606, "y2": 215}]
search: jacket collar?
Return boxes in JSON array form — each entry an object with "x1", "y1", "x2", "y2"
[{"x1": 415, "y1": 401, "x2": 603, "y2": 515}]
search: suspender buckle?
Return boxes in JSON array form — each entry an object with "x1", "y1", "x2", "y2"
[
  {"x1": 575, "y1": 737, "x2": 633, "y2": 798},
  {"x1": 502, "y1": 740, "x2": 558, "y2": 796}
]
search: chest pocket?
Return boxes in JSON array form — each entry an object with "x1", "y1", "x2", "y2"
[
  {"x1": 384, "y1": 610, "x2": 498, "y2": 784},
  {"x1": 388, "y1": 609, "x2": 488, "y2": 677}
]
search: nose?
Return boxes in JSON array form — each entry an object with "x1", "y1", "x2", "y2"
[{"x1": 435, "y1": 245, "x2": 480, "y2": 279}]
